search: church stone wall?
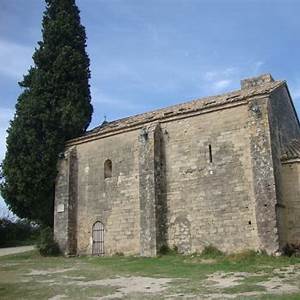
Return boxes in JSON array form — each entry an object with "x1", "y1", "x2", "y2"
[
  {"x1": 161, "y1": 104, "x2": 259, "y2": 253},
  {"x1": 248, "y1": 97, "x2": 281, "y2": 254},
  {"x1": 138, "y1": 123, "x2": 164, "y2": 256},
  {"x1": 268, "y1": 87, "x2": 300, "y2": 148},
  {"x1": 55, "y1": 79, "x2": 299, "y2": 256},
  {"x1": 74, "y1": 130, "x2": 140, "y2": 255},
  {"x1": 267, "y1": 87, "x2": 300, "y2": 247},
  {"x1": 281, "y1": 161, "x2": 300, "y2": 244},
  {"x1": 54, "y1": 148, "x2": 78, "y2": 255}
]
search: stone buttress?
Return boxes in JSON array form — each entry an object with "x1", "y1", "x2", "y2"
[
  {"x1": 54, "y1": 147, "x2": 78, "y2": 255},
  {"x1": 138, "y1": 123, "x2": 165, "y2": 256}
]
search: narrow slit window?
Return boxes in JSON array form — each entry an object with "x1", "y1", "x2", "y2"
[
  {"x1": 209, "y1": 144, "x2": 213, "y2": 163},
  {"x1": 104, "y1": 159, "x2": 112, "y2": 179}
]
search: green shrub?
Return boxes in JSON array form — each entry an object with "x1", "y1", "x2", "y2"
[
  {"x1": 227, "y1": 250, "x2": 260, "y2": 262},
  {"x1": 283, "y1": 243, "x2": 300, "y2": 257},
  {"x1": 36, "y1": 227, "x2": 60, "y2": 256},
  {"x1": 201, "y1": 245, "x2": 224, "y2": 258},
  {"x1": 172, "y1": 245, "x2": 179, "y2": 253},
  {"x1": 0, "y1": 217, "x2": 39, "y2": 247},
  {"x1": 157, "y1": 245, "x2": 180, "y2": 256},
  {"x1": 159, "y1": 245, "x2": 171, "y2": 255}
]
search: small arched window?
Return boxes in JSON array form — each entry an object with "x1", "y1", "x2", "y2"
[{"x1": 104, "y1": 159, "x2": 112, "y2": 179}]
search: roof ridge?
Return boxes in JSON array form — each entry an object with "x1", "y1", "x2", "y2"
[{"x1": 67, "y1": 79, "x2": 285, "y2": 146}]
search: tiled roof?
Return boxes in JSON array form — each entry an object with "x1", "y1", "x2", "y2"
[
  {"x1": 281, "y1": 139, "x2": 300, "y2": 161},
  {"x1": 67, "y1": 76, "x2": 285, "y2": 145}
]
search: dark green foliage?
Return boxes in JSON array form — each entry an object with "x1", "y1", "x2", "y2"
[
  {"x1": 283, "y1": 243, "x2": 300, "y2": 257},
  {"x1": 0, "y1": 0, "x2": 92, "y2": 226},
  {"x1": 200, "y1": 245, "x2": 224, "y2": 258},
  {"x1": 37, "y1": 226, "x2": 60, "y2": 256},
  {"x1": 158, "y1": 245, "x2": 179, "y2": 255},
  {"x1": 0, "y1": 218, "x2": 39, "y2": 248},
  {"x1": 158, "y1": 245, "x2": 171, "y2": 255},
  {"x1": 172, "y1": 245, "x2": 179, "y2": 253}
]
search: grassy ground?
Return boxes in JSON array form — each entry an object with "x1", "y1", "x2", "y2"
[
  {"x1": 0, "y1": 238, "x2": 38, "y2": 248},
  {"x1": 0, "y1": 249, "x2": 300, "y2": 299}
]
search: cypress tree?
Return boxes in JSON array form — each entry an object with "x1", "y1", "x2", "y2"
[{"x1": 0, "y1": 0, "x2": 93, "y2": 226}]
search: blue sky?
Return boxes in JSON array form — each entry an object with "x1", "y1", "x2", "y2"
[{"x1": 0, "y1": 0, "x2": 300, "y2": 215}]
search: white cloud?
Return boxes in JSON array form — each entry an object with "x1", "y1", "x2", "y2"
[
  {"x1": 212, "y1": 79, "x2": 232, "y2": 91},
  {"x1": 203, "y1": 67, "x2": 238, "y2": 81},
  {"x1": 202, "y1": 67, "x2": 238, "y2": 93},
  {"x1": 292, "y1": 87, "x2": 300, "y2": 100},
  {"x1": 91, "y1": 87, "x2": 144, "y2": 111},
  {"x1": 201, "y1": 61, "x2": 266, "y2": 94},
  {"x1": 253, "y1": 61, "x2": 264, "y2": 74},
  {"x1": 203, "y1": 71, "x2": 217, "y2": 81},
  {"x1": 0, "y1": 39, "x2": 33, "y2": 79},
  {"x1": 289, "y1": 78, "x2": 300, "y2": 101}
]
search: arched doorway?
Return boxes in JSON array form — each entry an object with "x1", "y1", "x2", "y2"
[{"x1": 92, "y1": 221, "x2": 104, "y2": 256}]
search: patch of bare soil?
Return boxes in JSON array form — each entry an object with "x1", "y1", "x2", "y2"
[
  {"x1": 206, "y1": 272, "x2": 250, "y2": 288},
  {"x1": 23, "y1": 263, "x2": 300, "y2": 299},
  {"x1": 164, "y1": 293, "x2": 198, "y2": 299},
  {"x1": 62, "y1": 275, "x2": 86, "y2": 280},
  {"x1": 77, "y1": 276, "x2": 173, "y2": 299},
  {"x1": 200, "y1": 259, "x2": 217, "y2": 264},
  {"x1": 0, "y1": 245, "x2": 35, "y2": 257},
  {"x1": 27, "y1": 268, "x2": 75, "y2": 276},
  {"x1": 48, "y1": 295, "x2": 67, "y2": 300},
  {"x1": 273, "y1": 265, "x2": 298, "y2": 276},
  {"x1": 260, "y1": 277, "x2": 299, "y2": 294},
  {"x1": 38, "y1": 279, "x2": 56, "y2": 284},
  {"x1": 205, "y1": 269, "x2": 300, "y2": 299},
  {"x1": 183, "y1": 258, "x2": 217, "y2": 264}
]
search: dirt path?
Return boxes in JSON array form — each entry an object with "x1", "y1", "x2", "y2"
[{"x1": 0, "y1": 245, "x2": 35, "y2": 256}]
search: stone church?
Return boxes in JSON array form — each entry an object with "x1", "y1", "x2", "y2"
[{"x1": 54, "y1": 74, "x2": 300, "y2": 256}]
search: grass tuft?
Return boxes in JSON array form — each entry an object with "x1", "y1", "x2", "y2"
[{"x1": 200, "y1": 245, "x2": 224, "y2": 258}]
